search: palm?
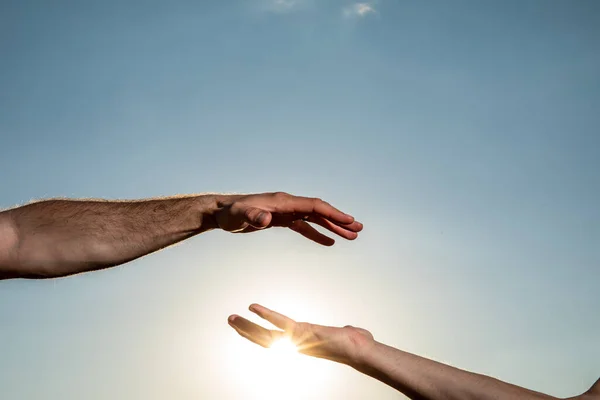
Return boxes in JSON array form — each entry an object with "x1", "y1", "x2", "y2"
[{"x1": 228, "y1": 304, "x2": 374, "y2": 366}]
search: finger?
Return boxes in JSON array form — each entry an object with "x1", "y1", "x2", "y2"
[
  {"x1": 241, "y1": 207, "x2": 272, "y2": 229},
  {"x1": 270, "y1": 194, "x2": 355, "y2": 225},
  {"x1": 249, "y1": 304, "x2": 296, "y2": 331},
  {"x1": 304, "y1": 215, "x2": 361, "y2": 240},
  {"x1": 228, "y1": 315, "x2": 280, "y2": 348},
  {"x1": 289, "y1": 220, "x2": 335, "y2": 246},
  {"x1": 341, "y1": 219, "x2": 364, "y2": 233}
]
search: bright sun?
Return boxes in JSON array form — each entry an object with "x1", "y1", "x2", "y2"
[
  {"x1": 222, "y1": 330, "x2": 334, "y2": 399},
  {"x1": 269, "y1": 336, "x2": 298, "y2": 353}
]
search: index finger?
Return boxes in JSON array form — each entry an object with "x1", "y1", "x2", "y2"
[
  {"x1": 249, "y1": 304, "x2": 296, "y2": 332},
  {"x1": 271, "y1": 194, "x2": 355, "y2": 225}
]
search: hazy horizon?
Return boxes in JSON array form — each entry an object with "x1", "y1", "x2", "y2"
[{"x1": 1, "y1": 1, "x2": 599, "y2": 399}]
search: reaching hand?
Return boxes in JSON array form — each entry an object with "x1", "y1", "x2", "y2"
[
  {"x1": 214, "y1": 192, "x2": 363, "y2": 246},
  {"x1": 228, "y1": 304, "x2": 374, "y2": 366},
  {"x1": 229, "y1": 305, "x2": 594, "y2": 400}
]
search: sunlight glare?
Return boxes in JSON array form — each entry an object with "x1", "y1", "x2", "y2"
[
  {"x1": 222, "y1": 326, "x2": 334, "y2": 400},
  {"x1": 269, "y1": 336, "x2": 298, "y2": 354}
]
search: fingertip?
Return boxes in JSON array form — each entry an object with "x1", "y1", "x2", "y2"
[
  {"x1": 228, "y1": 315, "x2": 238, "y2": 324},
  {"x1": 250, "y1": 303, "x2": 268, "y2": 316},
  {"x1": 344, "y1": 221, "x2": 363, "y2": 232},
  {"x1": 323, "y1": 238, "x2": 335, "y2": 246},
  {"x1": 345, "y1": 231, "x2": 359, "y2": 240}
]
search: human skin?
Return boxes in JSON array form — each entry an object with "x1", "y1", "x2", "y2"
[
  {"x1": 228, "y1": 304, "x2": 600, "y2": 400},
  {"x1": 0, "y1": 192, "x2": 362, "y2": 279}
]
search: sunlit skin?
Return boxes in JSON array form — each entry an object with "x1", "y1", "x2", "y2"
[
  {"x1": 0, "y1": 191, "x2": 363, "y2": 279},
  {"x1": 228, "y1": 304, "x2": 374, "y2": 366},
  {"x1": 214, "y1": 192, "x2": 362, "y2": 246},
  {"x1": 229, "y1": 304, "x2": 600, "y2": 400}
]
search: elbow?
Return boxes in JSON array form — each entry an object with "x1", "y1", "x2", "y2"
[
  {"x1": 0, "y1": 210, "x2": 55, "y2": 279},
  {"x1": 0, "y1": 210, "x2": 22, "y2": 278},
  {"x1": 0, "y1": 209, "x2": 87, "y2": 279}
]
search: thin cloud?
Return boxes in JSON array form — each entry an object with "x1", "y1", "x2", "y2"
[{"x1": 343, "y1": 2, "x2": 376, "y2": 18}]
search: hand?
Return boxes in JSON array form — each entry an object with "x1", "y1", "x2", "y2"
[
  {"x1": 214, "y1": 192, "x2": 363, "y2": 246},
  {"x1": 228, "y1": 304, "x2": 375, "y2": 366}
]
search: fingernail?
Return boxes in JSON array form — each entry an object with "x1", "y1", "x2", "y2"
[{"x1": 257, "y1": 212, "x2": 266, "y2": 224}]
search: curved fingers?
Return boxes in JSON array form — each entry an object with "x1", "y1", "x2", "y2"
[
  {"x1": 304, "y1": 215, "x2": 361, "y2": 240},
  {"x1": 289, "y1": 220, "x2": 335, "y2": 246},
  {"x1": 269, "y1": 194, "x2": 355, "y2": 225}
]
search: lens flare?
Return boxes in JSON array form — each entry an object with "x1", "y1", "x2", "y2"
[
  {"x1": 223, "y1": 331, "x2": 333, "y2": 399},
  {"x1": 269, "y1": 337, "x2": 298, "y2": 353}
]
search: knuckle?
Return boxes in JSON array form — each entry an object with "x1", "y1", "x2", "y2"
[
  {"x1": 272, "y1": 191, "x2": 289, "y2": 200},
  {"x1": 244, "y1": 207, "x2": 257, "y2": 219}
]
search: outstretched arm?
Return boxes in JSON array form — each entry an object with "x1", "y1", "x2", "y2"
[
  {"x1": 354, "y1": 342, "x2": 560, "y2": 400},
  {"x1": 228, "y1": 304, "x2": 599, "y2": 400},
  {"x1": 0, "y1": 192, "x2": 362, "y2": 279}
]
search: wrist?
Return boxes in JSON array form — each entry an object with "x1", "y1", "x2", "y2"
[
  {"x1": 196, "y1": 194, "x2": 221, "y2": 232},
  {"x1": 198, "y1": 193, "x2": 240, "y2": 232},
  {"x1": 346, "y1": 333, "x2": 378, "y2": 368}
]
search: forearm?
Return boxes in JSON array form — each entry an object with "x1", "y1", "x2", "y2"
[
  {"x1": 0, "y1": 194, "x2": 224, "y2": 279},
  {"x1": 352, "y1": 341, "x2": 558, "y2": 400}
]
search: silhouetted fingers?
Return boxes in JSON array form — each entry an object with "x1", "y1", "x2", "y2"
[
  {"x1": 249, "y1": 304, "x2": 296, "y2": 331},
  {"x1": 289, "y1": 220, "x2": 335, "y2": 246},
  {"x1": 228, "y1": 315, "x2": 281, "y2": 348},
  {"x1": 304, "y1": 215, "x2": 361, "y2": 240}
]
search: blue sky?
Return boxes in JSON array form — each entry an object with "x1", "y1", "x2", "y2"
[{"x1": 1, "y1": 1, "x2": 599, "y2": 399}]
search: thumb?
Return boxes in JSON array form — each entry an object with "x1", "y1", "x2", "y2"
[{"x1": 242, "y1": 207, "x2": 272, "y2": 229}]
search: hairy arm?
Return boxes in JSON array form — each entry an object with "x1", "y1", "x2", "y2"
[
  {"x1": 0, "y1": 192, "x2": 362, "y2": 280},
  {"x1": 0, "y1": 195, "x2": 219, "y2": 279}
]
